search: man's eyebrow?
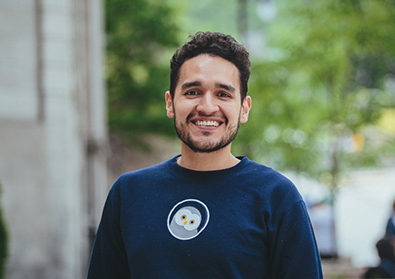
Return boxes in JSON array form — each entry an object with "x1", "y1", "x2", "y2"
[
  {"x1": 216, "y1": 83, "x2": 236, "y2": 93},
  {"x1": 181, "y1": 81, "x2": 201, "y2": 90},
  {"x1": 180, "y1": 81, "x2": 236, "y2": 93}
]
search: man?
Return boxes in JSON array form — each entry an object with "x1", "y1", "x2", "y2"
[{"x1": 87, "y1": 31, "x2": 323, "y2": 278}]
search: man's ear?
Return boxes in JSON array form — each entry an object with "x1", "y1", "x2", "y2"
[
  {"x1": 165, "y1": 91, "x2": 174, "y2": 118},
  {"x1": 240, "y1": 95, "x2": 252, "y2": 123}
]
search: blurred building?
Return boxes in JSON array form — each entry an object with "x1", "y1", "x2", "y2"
[{"x1": 0, "y1": 1, "x2": 108, "y2": 278}]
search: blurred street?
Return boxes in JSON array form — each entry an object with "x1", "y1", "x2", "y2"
[
  {"x1": 322, "y1": 257, "x2": 365, "y2": 278},
  {"x1": 290, "y1": 167, "x2": 395, "y2": 278}
]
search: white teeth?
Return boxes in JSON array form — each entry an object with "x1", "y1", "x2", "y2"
[{"x1": 196, "y1": 120, "x2": 219, "y2": 127}]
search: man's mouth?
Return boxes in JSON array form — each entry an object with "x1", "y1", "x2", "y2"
[{"x1": 194, "y1": 120, "x2": 220, "y2": 127}]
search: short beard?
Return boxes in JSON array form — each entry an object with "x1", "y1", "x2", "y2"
[{"x1": 173, "y1": 113, "x2": 240, "y2": 153}]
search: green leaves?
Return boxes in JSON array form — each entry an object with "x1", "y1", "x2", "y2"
[
  {"x1": 234, "y1": 0, "x2": 395, "y2": 186},
  {"x1": 106, "y1": 0, "x2": 181, "y2": 145}
]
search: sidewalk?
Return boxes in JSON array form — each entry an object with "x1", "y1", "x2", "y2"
[{"x1": 322, "y1": 257, "x2": 365, "y2": 279}]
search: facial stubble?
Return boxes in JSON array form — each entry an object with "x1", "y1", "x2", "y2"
[{"x1": 173, "y1": 108, "x2": 241, "y2": 153}]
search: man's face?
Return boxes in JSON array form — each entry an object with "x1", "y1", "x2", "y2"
[{"x1": 166, "y1": 54, "x2": 251, "y2": 153}]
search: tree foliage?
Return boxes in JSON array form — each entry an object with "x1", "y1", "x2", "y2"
[
  {"x1": 235, "y1": 0, "x2": 395, "y2": 191},
  {"x1": 105, "y1": 0, "x2": 181, "y2": 148}
]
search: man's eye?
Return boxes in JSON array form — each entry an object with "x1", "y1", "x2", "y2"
[
  {"x1": 185, "y1": 90, "x2": 199, "y2": 96},
  {"x1": 218, "y1": 92, "x2": 230, "y2": 98}
]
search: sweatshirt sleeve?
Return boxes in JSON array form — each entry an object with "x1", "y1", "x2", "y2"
[
  {"x1": 87, "y1": 185, "x2": 130, "y2": 279},
  {"x1": 271, "y1": 200, "x2": 323, "y2": 279}
]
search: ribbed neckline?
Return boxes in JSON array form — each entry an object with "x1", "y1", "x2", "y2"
[{"x1": 166, "y1": 154, "x2": 249, "y2": 179}]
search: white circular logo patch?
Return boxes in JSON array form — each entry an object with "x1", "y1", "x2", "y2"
[{"x1": 167, "y1": 199, "x2": 210, "y2": 240}]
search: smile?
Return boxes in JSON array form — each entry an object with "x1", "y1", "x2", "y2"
[{"x1": 195, "y1": 120, "x2": 220, "y2": 127}]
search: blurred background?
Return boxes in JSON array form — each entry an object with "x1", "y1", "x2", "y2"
[{"x1": 1, "y1": 0, "x2": 395, "y2": 278}]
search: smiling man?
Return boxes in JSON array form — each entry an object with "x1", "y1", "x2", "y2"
[{"x1": 87, "y1": 32, "x2": 323, "y2": 279}]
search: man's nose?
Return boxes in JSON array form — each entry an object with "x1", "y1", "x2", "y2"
[{"x1": 196, "y1": 93, "x2": 218, "y2": 114}]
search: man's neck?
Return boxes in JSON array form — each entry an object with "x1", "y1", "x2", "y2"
[{"x1": 178, "y1": 144, "x2": 240, "y2": 171}]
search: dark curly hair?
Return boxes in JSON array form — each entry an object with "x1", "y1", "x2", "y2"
[{"x1": 169, "y1": 31, "x2": 251, "y2": 102}]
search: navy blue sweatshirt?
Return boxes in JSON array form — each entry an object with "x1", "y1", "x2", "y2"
[{"x1": 87, "y1": 155, "x2": 323, "y2": 278}]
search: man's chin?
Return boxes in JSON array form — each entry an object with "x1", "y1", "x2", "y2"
[{"x1": 175, "y1": 123, "x2": 239, "y2": 154}]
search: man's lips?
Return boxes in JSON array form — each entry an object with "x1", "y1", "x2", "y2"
[
  {"x1": 187, "y1": 114, "x2": 227, "y2": 127},
  {"x1": 194, "y1": 120, "x2": 220, "y2": 127}
]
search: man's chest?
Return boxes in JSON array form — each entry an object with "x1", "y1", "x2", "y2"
[{"x1": 118, "y1": 195, "x2": 270, "y2": 278}]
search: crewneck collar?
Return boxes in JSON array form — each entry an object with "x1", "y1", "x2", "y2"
[{"x1": 167, "y1": 154, "x2": 249, "y2": 179}]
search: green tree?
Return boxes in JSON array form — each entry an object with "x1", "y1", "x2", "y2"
[
  {"x1": 106, "y1": 0, "x2": 181, "y2": 148},
  {"x1": 236, "y1": 0, "x2": 395, "y2": 193}
]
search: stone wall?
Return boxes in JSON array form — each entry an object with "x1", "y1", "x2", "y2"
[{"x1": 0, "y1": 0, "x2": 107, "y2": 278}]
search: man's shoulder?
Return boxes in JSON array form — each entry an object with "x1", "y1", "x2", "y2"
[
  {"x1": 239, "y1": 158, "x2": 304, "y2": 215},
  {"x1": 122, "y1": 158, "x2": 171, "y2": 177},
  {"x1": 111, "y1": 156, "x2": 176, "y2": 189},
  {"x1": 241, "y1": 158, "x2": 294, "y2": 185}
]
